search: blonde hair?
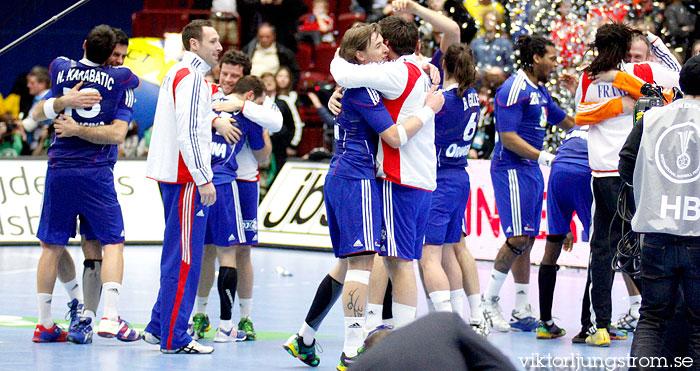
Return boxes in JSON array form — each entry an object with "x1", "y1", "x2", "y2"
[{"x1": 339, "y1": 23, "x2": 381, "y2": 64}]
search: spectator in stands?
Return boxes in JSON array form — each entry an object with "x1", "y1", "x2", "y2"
[
  {"x1": 470, "y1": 10, "x2": 515, "y2": 76},
  {"x1": 118, "y1": 121, "x2": 140, "y2": 157},
  {"x1": 137, "y1": 126, "x2": 152, "y2": 157},
  {"x1": 626, "y1": 0, "x2": 664, "y2": 35},
  {"x1": 463, "y1": 0, "x2": 503, "y2": 29},
  {"x1": 428, "y1": 0, "x2": 477, "y2": 44},
  {"x1": 548, "y1": 0, "x2": 588, "y2": 69},
  {"x1": 665, "y1": 0, "x2": 696, "y2": 58},
  {"x1": 274, "y1": 66, "x2": 304, "y2": 160},
  {"x1": 0, "y1": 114, "x2": 23, "y2": 157},
  {"x1": 306, "y1": 90, "x2": 335, "y2": 151},
  {"x1": 692, "y1": 39, "x2": 700, "y2": 58},
  {"x1": 588, "y1": 0, "x2": 628, "y2": 25},
  {"x1": 21, "y1": 66, "x2": 51, "y2": 151},
  {"x1": 243, "y1": 23, "x2": 300, "y2": 84},
  {"x1": 297, "y1": 0, "x2": 336, "y2": 45},
  {"x1": 31, "y1": 122, "x2": 54, "y2": 156},
  {"x1": 3, "y1": 74, "x2": 33, "y2": 120},
  {"x1": 192, "y1": 0, "x2": 241, "y2": 50},
  {"x1": 261, "y1": 71, "x2": 278, "y2": 98}
]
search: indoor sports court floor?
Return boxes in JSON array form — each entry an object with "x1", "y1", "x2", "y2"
[{"x1": 0, "y1": 245, "x2": 634, "y2": 370}]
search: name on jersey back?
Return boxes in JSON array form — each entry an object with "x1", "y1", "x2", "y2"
[{"x1": 56, "y1": 68, "x2": 115, "y2": 90}]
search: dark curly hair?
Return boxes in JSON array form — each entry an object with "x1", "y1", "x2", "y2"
[
  {"x1": 515, "y1": 34, "x2": 554, "y2": 73},
  {"x1": 585, "y1": 22, "x2": 633, "y2": 75}
]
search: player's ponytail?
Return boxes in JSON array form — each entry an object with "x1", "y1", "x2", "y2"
[{"x1": 443, "y1": 43, "x2": 476, "y2": 97}]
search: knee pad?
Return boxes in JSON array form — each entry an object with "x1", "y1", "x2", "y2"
[
  {"x1": 506, "y1": 238, "x2": 523, "y2": 256},
  {"x1": 83, "y1": 259, "x2": 102, "y2": 269},
  {"x1": 546, "y1": 234, "x2": 566, "y2": 244}
]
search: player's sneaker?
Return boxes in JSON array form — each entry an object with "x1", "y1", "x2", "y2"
[
  {"x1": 572, "y1": 326, "x2": 594, "y2": 343},
  {"x1": 32, "y1": 323, "x2": 68, "y2": 343},
  {"x1": 536, "y1": 321, "x2": 566, "y2": 339},
  {"x1": 609, "y1": 325, "x2": 628, "y2": 340},
  {"x1": 337, "y1": 348, "x2": 363, "y2": 371},
  {"x1": 480, "y1": 296, "x2": 510, "y2": 332},
  {"x1": 469, "y1": 316, "x2": 490, "y2": 337},
  {"x1": 283, "y1": 333, "x2": 320, "y2": 367},
  {"x1": 510, "y1": 305, "x2": 539, "y2": 332},
  {"x1": 161, "y1": 339, "x2": 214, "y2": 354},
  {"x1": 67, "y1": 317, "x2": 93, "y2": 344},
  {"x1": 66, "y1": 299, "x2": 83, "y2": 331},
  {"x1": 238, "y1": 318, "x2": 256, "y2": 340},
  {"x1": 586, "y1": 328, "x2": 611, "y2": 347},
  {"x1": 97, "y1": 317, "x2": 142, "y2": 342},
  {"x1": 191, "y1": 313, "x2": 210, "y2": 340},
  {"x1": 142, "y1": 331, "x2": 161, "y2": 345},
  {"x1": 613, "y1": 309, "x2": 638, "y2": 332},
  {"x1": 213, "y1": 327, "x2": 247, "y2": 342}
]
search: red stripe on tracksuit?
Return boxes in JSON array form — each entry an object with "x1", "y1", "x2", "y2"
[
  {"x1": 380, "y1": 62, "x2": 421, "y2": 184},
  {"x1": 165, "y1": 183, "x2": 195, "y2": 350}
]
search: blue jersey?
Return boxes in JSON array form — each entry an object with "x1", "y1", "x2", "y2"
[
  {"x1": 46, "y1": 57, "x2": 139, "y2": 168},
  {"x1": 553, "y1": 126, "x2": 589, "y2": 171},
  {"x1": 492, "y1": 70, "x2": 566, "y2": 169},
  {"x1": 210, "y1": 110, "x2": 265, "y2": 185},
  {"x1": 328, "y1": 87, "x2": 394, "y2": 180}
]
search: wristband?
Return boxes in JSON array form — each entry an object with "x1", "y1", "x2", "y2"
[
  {"x1": 416, "y1": 106, "x2": 435, "y2": 125},
  {"x1": 397, "y1": 124, "x2": 408, "y2": 146},
  {"x1": 43, "y1": 98, "x2": 59, "y2": 119},
  {"x1": 537, "y1": 151, "x2": 555, "y2": 167}
]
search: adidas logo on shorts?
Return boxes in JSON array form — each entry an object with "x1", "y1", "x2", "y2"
[
  {"x1": 353, "y1": 240, "x2": 363, "y2": 247},
  {"x1": 196, "y1": 210, "x2": 205, "y2": 217},
  {"x1": 506, "y1": 226, "x2": 512, "y2": 234},
  {"x1": 228, "y1": 234, "x2": 236, "y2": 242}
]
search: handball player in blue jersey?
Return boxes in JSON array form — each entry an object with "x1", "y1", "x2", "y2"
[
  {"x1": 536, "y1": 126, "x2": 591, "y2": 339},
  {"x1": 420, "y1": 42, "x2": 491, "y2": 335},
  {"x1": 283, "y1": 23, "x2": 444, "y2": 370},
  {"x1": 202, "y1": 76, "x2": 271, "y2": 342},
  {"x1": 30, "y1": 25, "x2": 141, "y2": 343},
  {"x1": 481, "y1": 34, "x2": 574, "y2": 333}
]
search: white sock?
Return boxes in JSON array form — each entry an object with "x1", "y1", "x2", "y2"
[
  {"x1": 37, "y1": 293, "x2": 53, "y2": 328},
  {"x1": 484, "y1": 269, "x2": 507, "y2": 300},
  {"x1": 513, "y1": 283, "x2": 529, "y2": 313},
  {"x1": 428, "y1": 290, "x2": 452, "y2": 312},
  {"x1": 299, "y1": 322, "x2": 316, "y2": 346},
  {"x1": 239, "y1": 298, "x2": 253, "y2": 319},
  {"x1": 365, "y1": 303, "x2": 383, "y2": 331},
  {"x1": 467, "y1": 294, "x2": 483, "y2": 319},
  {"x1": 83, "y1": 310, "x2": 96, "y2": 320},
  {"x1": 426, "y1": 298, "x2": 435, "y2": 312},
  {"x1": 392, "y1": 302, "x2": 416, "y2": 328},
  {"x1": 630, "y1": 295, "x2": 641, "y2": 318},
  {"x1": 194, "y1": 295, "x2": 208, "y2": 315},
  {"x1": 382, "y1": 318, "x2": 394, "y2": 327},
  {"x1": 102, "y1": 282, "x2": 121, "y2": 321},
  {"x1": 343, "y1": 317, "x2": 364, "y2": 357},
  {"x1": 219, "y1": 319, "x2": 233, "y2": 332},
  {"x1": 62, "y1": 278, "x2": 82, "y2": 302},
  {"x1": 450, "y1": 290, "x2": 464, "y2": 317}
]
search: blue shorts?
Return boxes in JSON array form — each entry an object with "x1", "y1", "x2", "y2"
[
  {"x1": 491, "y1": 166, "x2": 544, "y2": 238},
  {"x1": 204, "y1": 182, "x2": 244, "y2": 246},
  {"x1": 37, "y1": 166, "x2": 124, "y2": 246},
  {"x1": 324, "y1": 175, "x2": 381, "y2": 258},
  {"x1": 236, "y1": 179, "x2": 259, "y2": 245},
  {"x1": 379, "y1": 180, "x2": 432, "y2": 260},
  {"x1": 547, "y1": 163, "x2": 592, "y2": 241},
  {"x1": 425, "y1": 168, "x2": 470, "y2": 245}
]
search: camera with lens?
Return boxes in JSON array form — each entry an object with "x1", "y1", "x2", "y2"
[{"x1": 634, "y1": 83, "x2": 683, "y2": 123}]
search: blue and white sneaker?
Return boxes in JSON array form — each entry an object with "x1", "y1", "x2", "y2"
[
  {"x1": 66, "y1": 299, "x2": 83, "y2": 331},
  {"x1": 510, "y1": 305, "x2": 539, "y2": 332},
  {"x1": 67, "y1": 317, "x2": 93, "y2": 344},
  {"x1": 213, "y1": 327, "x2": 247, "y2": 342}
]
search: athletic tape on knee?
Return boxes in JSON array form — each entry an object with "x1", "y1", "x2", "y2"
[
  {"x1": 506, "y1": 238, "x2": 523, "y2": 256},
  {"x1": 345, "y1": 270, "x2": 370, "y2": 285},
  {"x1": 546, "y1": 234, "x2": 566, "y2": 243}
]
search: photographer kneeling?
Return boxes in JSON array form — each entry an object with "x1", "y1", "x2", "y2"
[{"x1": 620, "y1": 55, "x2": 700, "y2": 370}]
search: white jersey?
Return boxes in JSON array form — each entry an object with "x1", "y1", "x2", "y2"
[
  {"x1": 575, "y1": 60, "x2": 679, "y2": 177},
  {"x1": 147, "y1": 52, "x2": 217, "y2": 185},
  {"x1": 330, "y1": 54, "x2": 436, "y2": 191}
]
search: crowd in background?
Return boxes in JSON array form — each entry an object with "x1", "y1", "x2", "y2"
[{"x1": 2, "y1": 0, "x2": 700, "y2": 162}]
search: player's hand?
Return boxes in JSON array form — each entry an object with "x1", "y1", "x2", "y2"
[
  {"x1": 328, "y1": 87, "x2": 344, "y2": 115},
  {"x1": 391, "y1": 0, "x2": 416, "y2": 13},
  {"x1": 591, "y1": 69, "x2": 619, "y2": 84},
  {"x1": 60, "y1": 81, "x2": 102, "y2": 109},
  {"x1": 212, "y1": 95, "x2": 245, "y2": 113},
  {"x1": 558, "y1": 73, "x2": 579, "y2": 95},
  {"x1": 198, "y1": 182, "x2": 217, "y2": 206},
  {"x1": 425, "y1": 85, "x2": 445, "y2": 113},
  {"x1": 537, "y1": 151, "x2": 555, "y2": 167},
  {"x1": 422, "y1": 63, "x2": 441, "y2": 85},
  {"x1": 562, "y1": 232, "x2": 574, "y2": 252},
  {"x1": 621, "y1": 96, "x2": 636, "y2": 115},
  {"x1": 307, "y1": 92, "x2": 323, "y2": 109},
  {"x1": 54, "y1": 114, "x2": 82, "y2": 138},
  {"x1": 213, "y1": 117, "x2": 241, "y2": 144}
]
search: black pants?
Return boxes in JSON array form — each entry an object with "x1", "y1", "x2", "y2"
[
  {"x1": 589, "y1": 176, "x2": 629, "y2": 329},
  {"x1": 631, "y1": 233, "x2": 700, "y2": 370}
]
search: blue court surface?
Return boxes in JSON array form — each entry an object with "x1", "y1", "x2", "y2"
[{"x1": 0, "y1": 245, "x2": 635, "y2": 370}]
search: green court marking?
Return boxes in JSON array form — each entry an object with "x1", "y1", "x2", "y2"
[{"x1": 0, "y1": 315, "x2": 333, "y2": 341}]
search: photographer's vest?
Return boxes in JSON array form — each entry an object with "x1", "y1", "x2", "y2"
[{"x1": 632, "y1": 99, "x2": 700, "y2": 236}]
